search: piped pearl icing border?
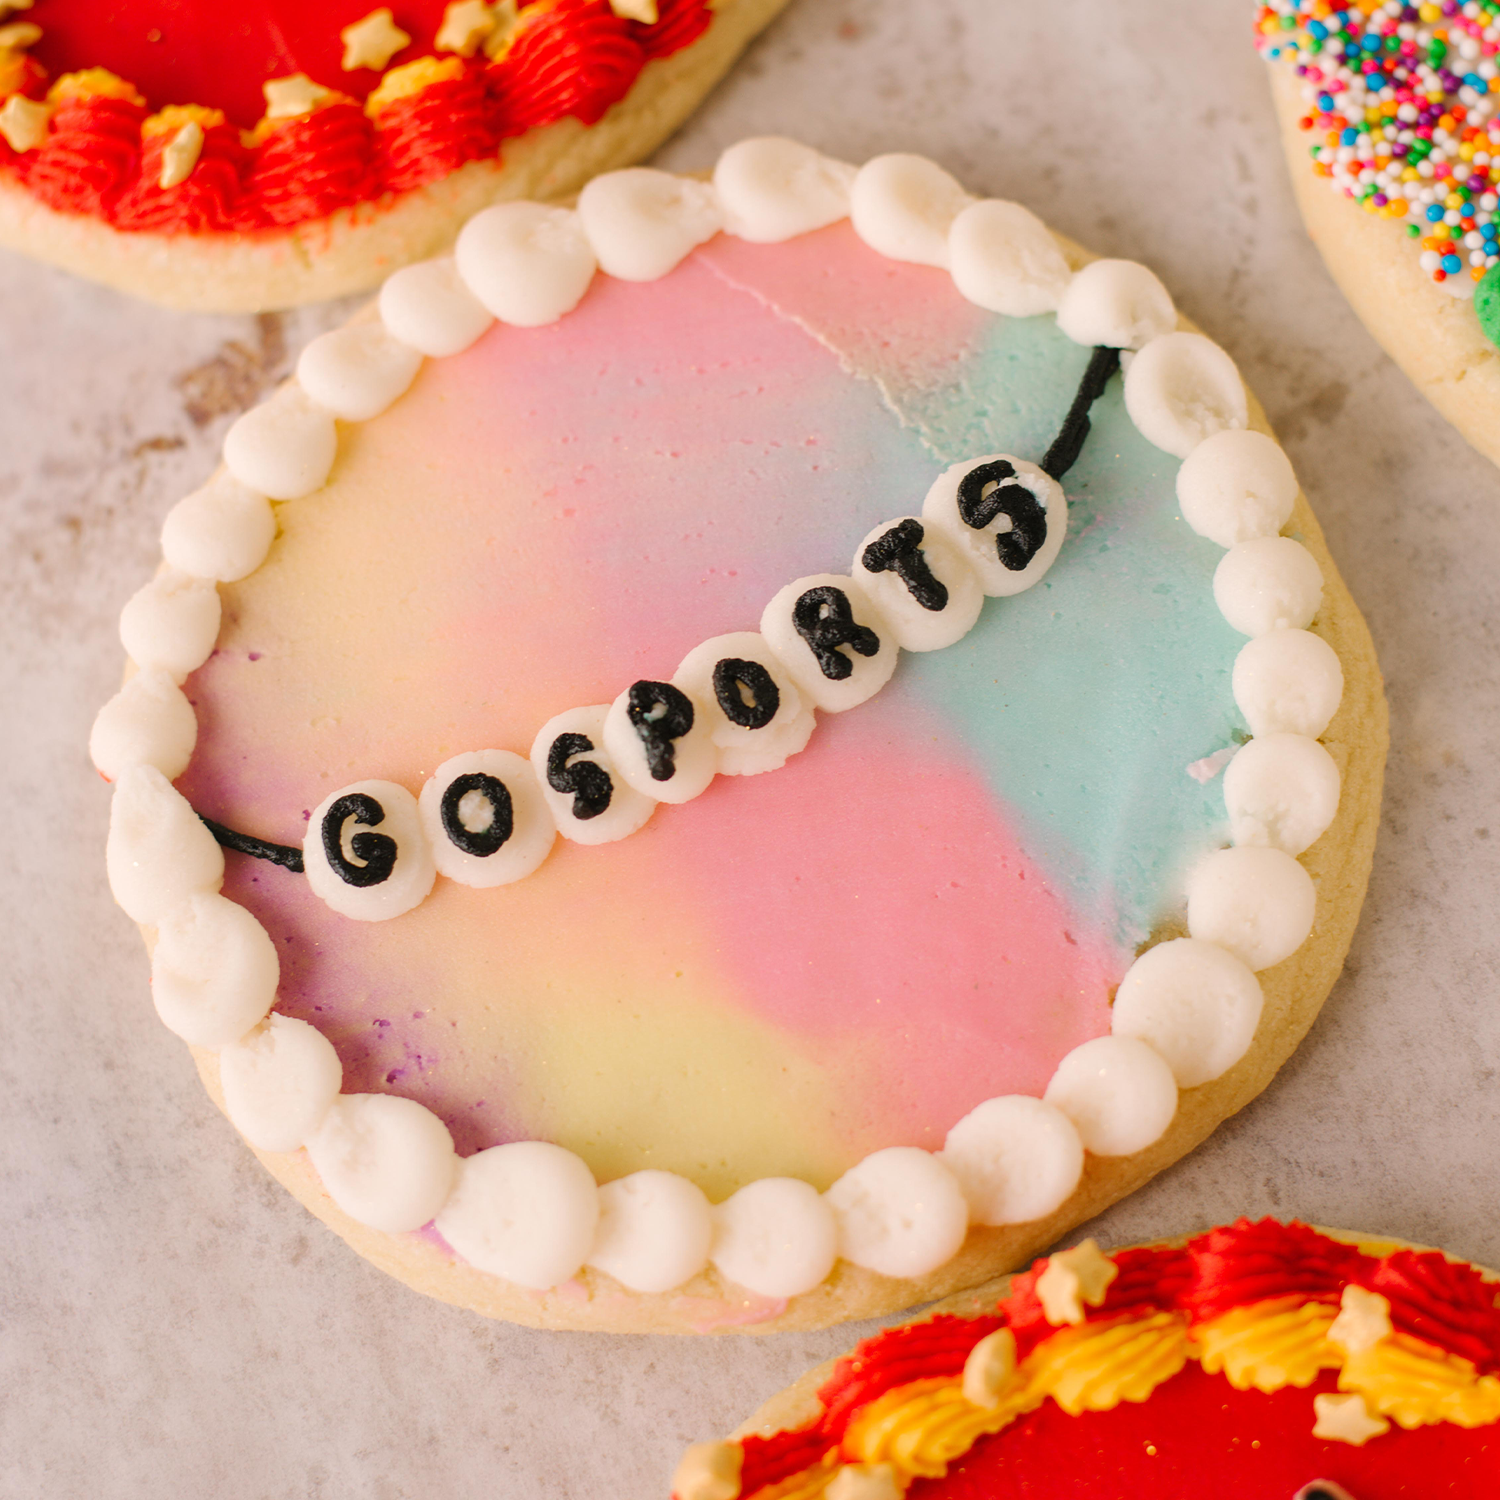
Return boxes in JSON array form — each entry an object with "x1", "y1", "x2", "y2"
[{"x1": 94, "y1": 138, "x2": 1347, "y2": 1303}]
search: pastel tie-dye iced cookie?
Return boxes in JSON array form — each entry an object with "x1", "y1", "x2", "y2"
[
  {"x1": 93, "y1": 140, "x2": 1387, "y2": 1332},
  {"x1": 0, "y1": 0, "x2": 789, "y2": 310}
]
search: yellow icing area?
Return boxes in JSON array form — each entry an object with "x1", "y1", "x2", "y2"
[
  {"x1": 142, "y1": 103, "x2": 226, "y2": 137},
  {"x1": 1192, "y1": 1296, "x2": 1341, "y2": 1393},
  {"x1": 49, "y1": 68, "x2": 145, "y2": 105},
  {"x1": 1027, "y1": 1309, "x2": 1192, "y2": 1415},
  {"x1": 1340, "y1": 1333, "x2": 1500, "y2": 1430},
  {"x1": 367, "y1": 56, "x2": 466, "y2": 115},
  {"x1": 841, "y1": 1377, "x2": 1041, "y2": 1482}
]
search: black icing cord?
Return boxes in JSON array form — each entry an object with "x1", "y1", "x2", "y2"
[
  {"x1": 1040, "y1": 344, "x2": 1121, "y2": 482},
  {"x1": 196, "y1": 344, "x2": 1122, "y2": 872},
  {"x1": 200, "y1": 815, "x2": 305, "y2": 874}
]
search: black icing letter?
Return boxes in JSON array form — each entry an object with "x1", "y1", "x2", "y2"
[
  {"x1": 440, "y1": 772, "x2": 514, "y2": 857},
  {"x1": 861, "y1": 519, "x2": 949, "y2": 612},
  {"x1": 712, "y1": 657, "x2": 781, "y2": 730},
  {"x1": 956, "y1": 460, "x2": 1048, "y2": 571},
  {"x1": 546, "y1": 732, "x2": 613, "y2": 821},
  {"x1": 625, "y1": 680, "x2": 696, "y2": 781},
  {"x1": 321, "y1": 792, "x2": 397, "y2": 888},
  {"x1": 792, "y1": 585, "x2": 881, "y2": 681}
]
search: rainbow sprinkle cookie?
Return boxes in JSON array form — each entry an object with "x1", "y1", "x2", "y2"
[{"x1": 1259, "y1": 2, "x2": 1500, "y2": 465}]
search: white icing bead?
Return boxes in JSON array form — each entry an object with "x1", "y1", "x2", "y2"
[
  {"x1": 1056, "y1": 259, "x2": 1176, "y2": 350},
  {"x1": 1110, "y1": 938, "x2": 1264, "y2": 1089},
  {"x1": 849, "y1": 153, "x2": 973, "y2": 269},
  {"x1": 1186, "y1": 845, "x2": 1317, "y2": 972},
  {"x1": 759, "y1": 573, "x2": 899, "y2": 713},
  {"x1": 89, "y1": 670, "x2": 197, "y2": 782},
  {"x1": 586, "y1": 1169, "x2": 713, "y2": 1294},
  {"x1": 602, "y1": 680, "x2": 720, "y2": 805},
  {"x1": 938, "y1": 1095, "x2": 1084, "y2": 1226},
  {"x1": 222, "y1": 383, "x2": 339, "y2": 502},
  {"x1": 160, "y1": 472, "x2": 277, "y2": 584},
  {"x1": 303, "y1": 780, "x2": 436, "y2": 922},
  {"x1": 118, "y1": 569, "x2": 221, "y2": 682},
  {"x1": 454, "y1": 201, "x2": 597, "y2": 327},
  {"x1": 306, "y1": 1093, "x2": 458, "y2": 1234},
  {"x1": 295, "y1": 322, "x2": 424, "y2": 423},
  {"x1": 920, "y1": 455, "x2": 1067, "y2": 597},
  {"x1": 713, "y1": 136, "x2": 857, "y2": 243},
  {"x1": 418, "y1": 750, "x2": 556, "y2": 888},
  {"x1": 1176, "y1": 429, "x2": 1298, "y2": 548},
  {"x1": 851, "y1": 515, "x2": 984, "y2": 652},
  {"x1": 529, "y1": 705, "x2": 657, "y2": 845},
  {"x1": 947, "y1": 199, "x2": 1072, "y2": 318},
  {"x1": 1233, "y1": 629, "x2": 1344, "y2": 739},
  {"x1": 673, "y1": 632, "x2": 815, "y2": 777},
  {"x1": 824, "y1": 1147, "x2": 970, "y2": 1279},
  {"x1": 577, "y1": 168, "x2": 723, "y2": 282},
  {"x1": 435, "y1": 1141, "x2": 599, "y2": 1289},
  {"x1": 106, "y1": 765, "x2": 224, "y2": 925},
  {"x1": 150, "y1": 891, "x2": 278, "y2": 1047},
  {"x1": 379, "y1": 255, "x2": 494, "y2": 358},
  {"x1": 1042, "y1": 1035, "x2": 1179, "y2": 1157},
  {"x1": 1223, "y1": 734, "x2": 1341, "y2": 857},
  {"x1": 710, "y1": 1177, "x2": 838, "y2": 1299},
  {"x1": 1122, "y1": 331, "x2": 1249, "y2": 459},
  {"x1": 219, "y1": 1013, "x2": 343, "y2": 1153},
  {"x1": 1214, "y1": 537, "x2": 1324, "y2": 637}
]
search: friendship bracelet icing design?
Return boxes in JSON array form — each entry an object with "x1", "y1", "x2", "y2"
[
  {"x1": 671, "y1": 1221, "x2": 1500, "y2": 1500},
  {"x1": 126, "y1": 362, "x2": 1114, "y2": 915},
  {"x1": 95, "y1": 139, "x2": 1349, "y2": 1302}
]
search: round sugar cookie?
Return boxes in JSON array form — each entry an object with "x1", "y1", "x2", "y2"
[
  {"x1": 95, "y1": 139, "x2": 1388, "y2": 1334},
  {"x1": 0, "y1": 0, "x2": 790, "y2": 312},
  {"x1": 675, "y1": 1219, "x2": 1500, "y2": 1498},
  {"x1": 1258, "y1": 4, "x2": 1500, "y2": 469}
]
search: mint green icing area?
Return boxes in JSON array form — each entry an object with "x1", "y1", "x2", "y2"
[{"x1": 881, "y1": 314, "x2": 1242, "y2": 949}]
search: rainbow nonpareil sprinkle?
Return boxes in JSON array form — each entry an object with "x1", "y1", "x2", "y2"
[{"x1": 1256, "y1": 1, "x2": 1500, "y2": 318}]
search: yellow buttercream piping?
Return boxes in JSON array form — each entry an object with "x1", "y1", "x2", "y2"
[
  {"x1": 1193, "y1": 1296, "x2": 1341, "y2": 1393},
  {"x1": 1032, "y1": 1310, "x2": 1191, "y2": 1415},
  {"x1": 753, "y1": 1454, "x2": 841, "y2": 1500},
  {"x1": 366, "y1": 56, "x2": 467, "y2": 116},
  {"x1": 48, "y1": 67, "x2": 145, "y2": 106},
  {"x1": 1340, "y1": 1332, "x2": 1500, "y2": 1430}
]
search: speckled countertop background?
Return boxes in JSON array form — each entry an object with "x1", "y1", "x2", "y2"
[{"x1": 4, "y1": 2, "x2": 1499, "y2": 1495}]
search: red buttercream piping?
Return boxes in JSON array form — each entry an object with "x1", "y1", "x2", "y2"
[
  {"x1": 1355, "y1": 1247, "x2": 1500, "y2": 1376},
  {"x1": 816, "y1": 1314, "x2": 1008, "y2": 1438},
  {"x1": 488, "y1": 0, "x2": 644, "y2": 136},
  {"x1": 734, "y1": 1425, "x2": 836, "y2": 1499},
  {"x1": 0, "y1": 0, "x2": 708, "y2": 235},
  {"x1": 1183, "y1": 1216, "x2": 1368, "y2": 1324},
  {"x1": 21, "y1": 93, "x2": 144, "y2": 216}
]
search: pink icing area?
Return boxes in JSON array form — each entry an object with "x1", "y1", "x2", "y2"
[
  {"x1": 672, "y1": 1292, "x2": 790, "y2": 1333},
  {"x1": 671, "y1": 685, "x2": 1122, "y2": 1151},
  {"x1": 697, "y1": 222, "x2": 989, "y2": 407}
]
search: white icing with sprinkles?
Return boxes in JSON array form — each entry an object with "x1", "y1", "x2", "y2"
[{"x1": 96, "y1": 142, "x2": 1348, "y2": 1302}]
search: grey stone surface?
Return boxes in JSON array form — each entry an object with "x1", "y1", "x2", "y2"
[{"x1": 3, "y1": 1, "x2": 1498, "y2": 1496}]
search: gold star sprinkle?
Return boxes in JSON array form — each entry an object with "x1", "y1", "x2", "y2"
[
  {"x1": 1327, "y1": 1284, "x2": 1393, "y2": 1358},
  {"x1": 609, "y1": 0, "x2": 658, "y2": 21},
  {"x1": 1037, "y1": 1239, "x2": 1119, "y2": 1326},
  {"x1": 158, "y1": 119, "x2": 203, "y2": 189},
  {"x1": 826, "y1": 1465, "x2": 901, "y2": 1500},
  {"x1": 0, "y1": 92, "x2": 48, "y2": 152},
  {"x1": 263, "y1": 74, "x2": 333, "y2": 121},
  {"x1": 670, "y1": 1441, "x2": 741, "y2": 1500},
  {"x1": 435, "y1": 0, "x2": 493, "y2": 56},
  {"x1": 0, "y1": 0, "x2": 34, "y2": 16},
  {"x1": 1312, "y1": 1391, "x2": 1390, "y2": 1447},
  {"x1": 341, "y1": 8, "x2": 412, "y2": 71},
  {"x1": 482, "y1": 0, "x2": 522, "y2": 59},
  {"x1": 961, "y1": 1326, "x2": 1017, "y2": 1409},
  {"x1": 0, "y1": 19, "x2": 40, "y2": 47}
]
